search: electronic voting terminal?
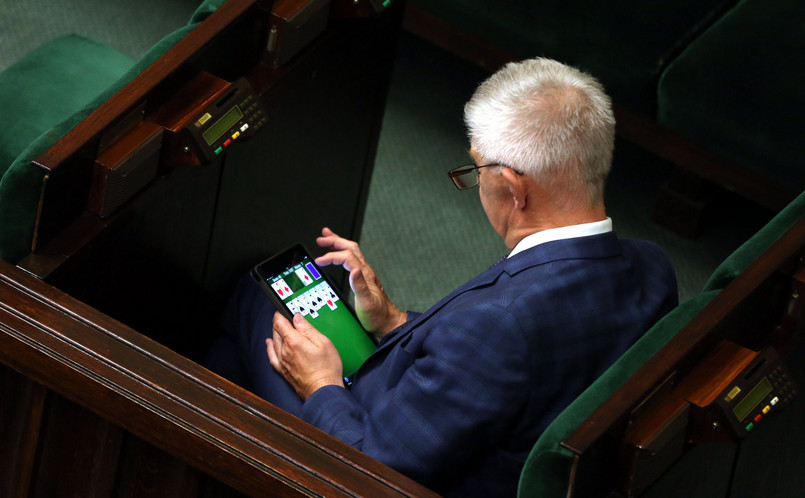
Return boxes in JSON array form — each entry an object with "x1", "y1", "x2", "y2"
[
  {"x1": 184, "y1": 78, "x2": 267, "y2": 162},
  {"x1": 712, "y1": 347, "x2": 798, "y2": 437}
]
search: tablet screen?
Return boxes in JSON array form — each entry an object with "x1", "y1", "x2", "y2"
[{"x1": 253, "y1": 247, "x2": 376, "y2": 375}]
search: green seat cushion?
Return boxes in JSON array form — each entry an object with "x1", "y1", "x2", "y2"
[
  {"x1": 518, "y1": 291, "x2": 719, "y2": 497},
  {"x1": 657, "y1": 0, "x2": 805, "y2": 190},
  {"x1": 0, "y1": 34, "x2": 136, "y2": 178},
  {"x1": 0, "y1": 24, "x2": 196, "y2": 263},
  {"x1": 704, "y1": 189, "x2": 805, "y2": 291},
  {"x1": 408, "y1": 0, "x2": 737, "y2": 116}
]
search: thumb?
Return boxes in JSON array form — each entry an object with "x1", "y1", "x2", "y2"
[
  {"x1": 292, "y1": 314, "x2": 316, "y2": 338},
  {"x1": 349, "y1": 267, "x2": 370, "y2": 297}
]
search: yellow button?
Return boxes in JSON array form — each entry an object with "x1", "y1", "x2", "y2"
[
  {"x1": 232, "y1": 131, "x2": 240, "y2": 140},
  {"x1": 725, "y1": 386, "x2": 741, "y2": 401},
  {"x1": 762, "y1": 405, "x2": 771, "y2": 414},
  {"x1": 196, "y1": 112, "x2": 212, "y2": 127}
]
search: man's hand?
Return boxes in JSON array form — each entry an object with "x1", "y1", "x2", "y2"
[
  {"x1": 267, "y1": 312, "x2": 344, "y2": 400},
  {"x1": 315, "y1": 227, "x2": 407, "y2": 338}
]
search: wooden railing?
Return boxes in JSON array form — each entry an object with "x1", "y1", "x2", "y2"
[{"x1": 0, "y1": 259, "x2": 436, "y2": 496}]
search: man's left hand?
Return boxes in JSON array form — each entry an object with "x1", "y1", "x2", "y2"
[{"x1": 267, "y1": 312, "x2": 344, "y2": 400}]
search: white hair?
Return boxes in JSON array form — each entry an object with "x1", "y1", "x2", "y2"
[{"x1": 464, "y1": 58, "x2": 615, "y2": 206}]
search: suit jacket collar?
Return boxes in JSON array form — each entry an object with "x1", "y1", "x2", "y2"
[
  {"x1": 372, "y1": 231, "x2": 623, "y2": 354},
  {"x1": 502, "y1": 229, "x2": 622, "y2": 277}
]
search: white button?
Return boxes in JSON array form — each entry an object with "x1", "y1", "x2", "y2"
[
  {"x1": 770, "y1": 396, "x2": 779, "y2": 406},
  {"x1": 240, "y1": 123, "x2": 249, "y2": 133}
]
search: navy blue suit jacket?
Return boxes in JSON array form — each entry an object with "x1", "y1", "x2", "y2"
[{"x1": 295, "y1": 232, "x2": 677, "y2": 496}]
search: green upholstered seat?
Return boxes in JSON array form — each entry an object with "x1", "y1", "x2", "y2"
[
  {"x1": 657, "y1": 0, "x2": 805, "y2": 192},
  {"x1": 0, "y1": 35, "x2": 135, "y2": 178},
  {"x1": 0, "y1": 18, "x2": 204, "y2": 263},
  {"x1": 407, "y1": 0, "x2": 737, "y2": 116},
  {"x1": 516, "y1": 291, "x2": 718, "y2": 497},
  {"x1": 0, "y1": 35, "x2": 135, "y2": 263}
]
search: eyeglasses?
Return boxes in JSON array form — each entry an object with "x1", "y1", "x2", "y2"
[{"x1": 447, "y1": 163, "x2": 500, "y2": 190}]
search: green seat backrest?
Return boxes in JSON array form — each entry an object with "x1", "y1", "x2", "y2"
[
  {"x1": 657, "y1": 0, "x2": 805, "y2": 193},
  {"x1": 0, "y1": 0, "x2": 227, "y2": 263}
]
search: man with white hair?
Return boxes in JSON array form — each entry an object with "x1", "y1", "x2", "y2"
[{"x1": 211, "y1": 58, "x2": 678, "y2": 496}]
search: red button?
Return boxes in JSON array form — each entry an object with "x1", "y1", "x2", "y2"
[
  {"x1": 223, "y1": 139, "x2": 232, "y2": 147},
  {"x1": 754, "y1": 414, "x2": 763, "y2": 423}
]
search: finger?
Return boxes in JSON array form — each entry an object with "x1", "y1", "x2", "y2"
[
  {"x1": 266, "y1": 338, "x2": 281, "y2": 371},
  {"x1": 315, "y1": 249, "x2": 361, "y2": 271},
  {"x1": 316, "y1": 228, "x2": 361, "y2": 254},
  {"x1": 278, "y1": 315, "x2": 311, "y2": 357},
  {"x1": 315, "y1": 227, "x2": 343, "y2": 250},
  {"x1": 273, "y1": 311, "x2": 292, "y2": 338},
  {"x1": 349, "y1": 267, "x2": 370, "y2": 297},
  {"x1": 316, "y1": 238, "x2": 358, "y2": 257},
  {"x1": 273, "y1": 312, "x2": 295, "y2": 353}
]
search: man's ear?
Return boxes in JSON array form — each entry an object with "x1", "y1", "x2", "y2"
[{"x1": 502, "y1": 168, "x2": 527, "y2": 210}]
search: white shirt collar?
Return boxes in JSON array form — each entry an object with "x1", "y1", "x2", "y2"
[{"x1": 508, "y1": 217, "x2": 613, "y2": 258}]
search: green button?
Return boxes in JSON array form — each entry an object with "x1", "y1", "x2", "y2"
[
  {"x1": 215, "y1": 147, "x2": 223, "y2": 155},
  {"x1": 746, "y1": 422, "x2": 754, "y2": 431}
]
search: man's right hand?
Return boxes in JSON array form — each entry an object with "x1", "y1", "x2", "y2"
[{"x1": 314, "y1": 227, "x2": 407, "y2": 339}]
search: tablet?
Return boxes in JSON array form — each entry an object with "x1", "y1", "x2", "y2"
[{"x1": 251, "y1": 244, "x2": 376, "y2": 375}]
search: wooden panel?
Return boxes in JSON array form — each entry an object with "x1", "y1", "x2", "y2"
[
  {"x1": 29, "y1": 392, "x2": 124, "y2": 498},
  {"x1": 640, "y1": 441, "x2": 736, "y2": 498},
  {"x1": 0, "y1": 260, "x2": 437, "y2": 497},
  {"x1": 112, "y1": 435, "x2": 201, "y2": 498},
  {"x1": 46, "y1": 160, "x2": 225, "y2": 360},
  {"x1": 0, "y1": 365, "x2": 46, "y2": 498}
]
